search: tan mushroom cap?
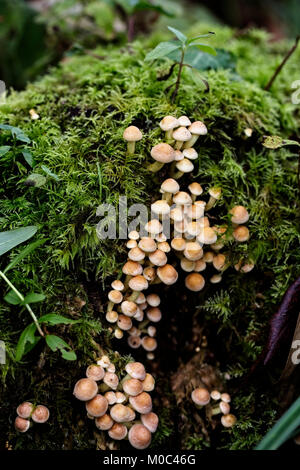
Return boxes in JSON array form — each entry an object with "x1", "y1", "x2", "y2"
[
  {"x1": 146, "y1": 293, "x2": 160, "y2": 307},
  {"x1": 188, "y1": 182, "x2": 203, "y2": 196},
  {"x1": 157, "y1": 264, "x2": 178, "y2": 285},
  {"x1": 108, "y1": 423, "x2": 128, "y2": 440},
  {"x1": 184, "y1": 241, "x2": 203, "y2": 261},
  {"x1": 141, "y1": 412, "x2": 159, "y2": 433},
  {"x1": 125, "y1": 362, "x2": 146, "y2": 380},
  {"x1": 203, "y1": 251, "x2": 214, "y2": 262},
  {"x1": 185, "y1": 273, "x2": 205, "y2": 292},
  {"x1": 188, "y1": 121, "x2": 207, "y2": 135},
  {"x1": 171, "y1": 237, "x2": 186, "y2": 251},
  {"x1": 129, "y1": 423, "x2": 152, "y2": 449},
  {"x1": 143, "y1": 266, "x2": 156, "y2": 281},
  {"x1": 233, "y1": 225, "x2": 250, "y2": 242},
  {"x1": 128, "y1": 335, "x2": 142, "y2": 349},
  {"x1": 95, "y1": 413, "x2": 114, "y2": 431},
  {"x1": 110, "y1": 404, "x2": 135, "y2": 423},
  {"x1": 128, "y1": 246, "x2": 145, "y2": 262},
  {"x1": 15, "y1": 416, "x2": 30, "y2": 433},
  {"x1": 173, "y1": 126, "x2": 192, "y2": 142},
  {"x1": 103, "y1": 372, "x2": 119, "y2": 390},
  {"x1": 194, "y1": 259, "x2": 206, "y2": 272},
  {"x1": 229, "y1": 205, "x2": 249, "y2": 224},
  {"x1": 31, "y1": 405, "x2": 50, "y2": 424},
  {"x1": 191, "y1": 387, "x2": 210, "y2": 406},
  {"x1": 170, "y1": 206, "x2": 184, "y2": 222},
  {"x1": 86, "y1": 364, "x2": 105, "y2": 381},
  {"x1": 211, "y1": 390, "x2": 221, "y2": 400},
  {"x1": 138, "y1": 237, "x2": 157, "y2": 253},
  {"x1": 151, "y1": 143, "x2": 175, "y2": 163},
  {"x1": 221, "y1": 393, "x2": 231, "y2": 403},
  {"x1": 160, "y1": 178, "x2": 180, "y2": 194},
  {"x1": 155, "y1": 232, "x2": 167, "y2": 242},
  {"x1": 213, "y1": 254, "x2": 226, "y2": 271},
  {"x1": 157, "y1": 241, "x2": 171, "y2": 253},
  {"x1": 198, "y1": 226, "x2": 218, "y2": 244},
  {"x1": 173, "y1": 191, "x2": 192, "y2": 205},
  {"x1": 145, "y1": 219, "x2": 163, "y2": 235},
  {"x1": 117, "y1": 314, "x2": 132, "y2": 331},
  {"x1": 221, "y1": 414, "x2": 237, "y2": 428},
  {"x1": 175, "y1": 158, "x2": 194, "y2": 173},
  {"x1": 182, "y1": 148, "x2": 198, "y2": 160},
  {"x1": 73, "y1": 378, "x2": 98, "y2": 401},
  {"x1": 123, "y1": 378, "x2": 144, "y2": 396},
  {"x1": 142, "y1": 336, "x2": 157, "y2": 352},
  {"x1": 108, "y1": 289, "x2": 123, "y2": 304},
  {"x1": 181, "y1": 258, "x2": 195, "y2": 272},
  {"x1": 126, "y1": 236, "x2": 137, "y2": 247},
  {"x1": 148, "y1": 249, "x2": 167, "y2": 266},
  {"x1": 147, "y1": 307, "x2": 162, "y2": 322},
  {"x1": 185, "y1": 222, "x2": 202, "y2": 238},
  {"x1": 159, "y1": 115, "x2": 179, "y2": 131},
  {"x1": 115, "y1": 391, "x2": 126, "y2": 403},
  {"x1": 128, "y1": 230, "x2": 139, "y2": 240},
  {"x1": 136, "y1": 292, "x2": 146, "y2": 304},
  {"x1": 151, "y1": 199, "x2": 170, "y2": 216},
  {"x1": 111, "y1": 279, "x2": 124, "y2": 291},
  {"x1": 220, "y1": 402, "x2": 231, "y2": 415},
  {"x1": 85, "y1": 394, "x2": 108, "y2": 418},
  {"x1": 178, "y1": 115, "x2": 191, "y2": 127},
  {"x1": 142, "y1": 373, "x2": 155, "y2": 392},
  {"x1": 123, "y1": 126, "x2": 142, "y2": 142},
  {"x1": 104, "y1": 391, "x2": 117, "y2": 405},
  {"x1": 16, "y1": 402, "x2": 34, "y2": 419},
  {"x1": 122, "y1": 260, "x2": 143, "y2": 276},
  {"x1": 174, "y1": 150, "x2": 184, "y2": 161},
  {"x1": 129, "y1": 275, "x2": 149, "y2": 291},
  {"x1": 210, "y1": 274, "x2": 222, "y2": 283},
  {"x1": 129, "y1": 391, "x2": 152, "y2": 414},
  {"x1": 121, "y1": 300, "x2": 138, "y2": 317}
]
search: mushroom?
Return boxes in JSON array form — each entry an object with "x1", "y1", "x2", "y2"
[
  {"x1": 106, "y1": 310, "x2": 118, "y2": 323},
  {"x1": 143, "y1": 266, "x2": 156, "y2": 282},
  {"x1": 197, "y1": 226, "x2": 217, "y2": 245},
  {"x1": 173, "y1": 158, "x2": 194, "y2": 179},
  {"x1": 142, "y1": 336, "x2": 157, "y2": 352},
  {"x1": 123, "y1": 126, "x2": 142, "y2": 155},
  {"x1": 111, "y1": 279, "x2": 124, "y2": 291},
  {"x1": 148, "y1": 249, "x2": 167, "y2": 267},
  {"x1": 128, "y1": 335, "x2": 142, "y2": 349},
  {"x1": 151, "y1": 199, "x2": 170, "y2": 218},
  {"x1": 213, "y1": 254, "x2": 227, "y2": 271},
  {"x1": 97, "y1": 355, "x2": 110, "y2": 368},
  {"x1": 172, "y1": 126, "x2": 192, "y2": 150},
  {"x1": 171, "y1": 237, "x2": 186, "y2": 251},
  {"x1": 233, "y1": 226, "x2": 250, "y2": 242},
  {"x1": 138, "y1": 237, "x2": 157, "y2": 253},
  {"x1": 15, "y1": 417, "x2": 30, "y2": 433},
  {"x1": 85, "y1": 394, "x2": 108, "y2": 418},
  {"x1": 122, "y1": 260, "x2": 143, "y2": 276},
  {"x1": 174, "y1": 149, "x2": 184, "y2": 161},
  {"x1": 86, "y1": 364, "x2": 105, "y2": 381},
  {"x1": 180, "y1": 258, "x2": 195, "y2": 273},
  {"x1": 173, "y1": 191, "x2": 192, "y2": 206},
  {"x1": 194, "y1": 259, "x2": 206, "y2": 272},
  {"x1": 191, "y1": 387, "x2": 210, "y2": 406},
  {"x1": 177, "y1": 115, "x2": 191, "y2": 127},
  {"x1": 128, "y1": 423, "x2": 152, "y2": 449},
  {"x1": 128, "y1": 247, "x2": 145, "y2": 262},
  {"x1": 110, "y1": 404, "x2": 135, "y2": 423},
  {"x1": 157, "y1": 264, "x2": 178, "y2": 285},
  {"x1": 107, "y1": 289, "x2": 123, "y2": 312},
  {"x1": 159, "y1": 116, "x2": 179, "y2": 140},
  {"x1": 183, "y1": 121, "x2": 207, "y2": 149},
  {"x1": 221, "y1": 414, "x2": 237, "y2": 428},
  {"x1": 185, "y1": 273, "x2": 205, "y2": 292},
  {"x1": 115, "y1": 391, "x2": 126, "y2": 403},
  {"x1": 128, "y1": 230, "x2": 139, "y2": 240},
  {"x1": 141, "y1": 412, "x2": 159, "y2": 433},
  {"x1": 220, "y1": 393, "x2": 231, "y2": 403},
  {"x1": 157, "y1": 241, "x2": 171, "y2": 253},
  {"x1": 147, "y1": 307, "x2": 162, "y2": 322},
  {"x1": 147, "y1": 325, "x2": 156, "y2": 337},
  {"x1": 160, "y1": 178, "x2": 180, "y2": 203},
  {"x1": 210, "y1": 274, "x2": 222, "y2": 284},
  {"x1": 32, "y1": 405, "x2": 50, "y2": 424},
  {"x1": 184, "y1": 241, "x2": 203, "y2": 260},
  {"x1": 95, "y1": 414, "x2": 114, "y2": 431},
  {"x1": 122, "y1": 378, "x2": 144, "y2": 396},
  {"x1": 142, "y1": 373, "x2": 155, "y2": 392},
  {"x1": 108, "y1": 423, "x2": 128, "y2": 440},
  {"x1": 103, "y1": 372, "x2": 119, "y2": 390},
  {"x1": 182, "y1": 148, "x2": 198, "y2": 161},
  {"x1": 128, "y1": 275, "x2": 149, "y2": 298},
  {"x1": 146, "y1": 293, "x2": 160, "y2": 307},
  {"x1": 125, "y1": 362, "x2": 146, "y2": 380},
  {"x1": 145, "y1": 219, "x2": 163, "y2": 236},
  {"x1": 211, "y1": 390, "x2": 221, "y2": 400},
  {"x1": 117, "y1": 314, "x2": 132, "y2": 331},
  {"x1": 229, "y1": 205, "x2": 249, "y2": 224},
  {"x1": 129, "y1": 392, "x2": 152, "y2": 414},
  {"x1": 206, "y1": 187, "x2": 222, "y2": 211},
  {"x1": 73, "y1": 378, "x2": 98, "y2": 401},
  {"x1": 149, "y1": 143, "x2": 175, "y2": 172},
  {"x1": 104, "y1": 391, "x2": 117, "y2": 405},
  {"x1": 16, "y1": 402, "x2": 34, "y2": 419},
  {"x1": 188, "y1": 182, "x2": 203, "y2": 202}
]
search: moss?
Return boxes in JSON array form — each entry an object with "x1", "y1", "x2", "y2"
[{"x1": 1, "y1": 23, "x2": 300, "y2": 449}]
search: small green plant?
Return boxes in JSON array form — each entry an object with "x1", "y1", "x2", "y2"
[
  {"x1": 0, "y1": 226, "x2": 78, "y2": 361},
  {"x1": 145, "y1": 26, "x2": 216, "y2": 102}
]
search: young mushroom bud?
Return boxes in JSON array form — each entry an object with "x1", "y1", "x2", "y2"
[
  {"x1": 149, "y1": 143, "x2": 175, "y2": 172},
  {"x1": 147, "y1": 326, "x2": 156, "y2": 337},
  {"x1": 188, "y1": 182, "x2": 203, "y2": 201},
  {"x1": 183, "y1": 121, "x2": 207, "y2": 149},
  {"x1": 15, "y1": 417, "x2": 30, "y2": 433},
  {"x1": 121, "y1": 300, "x2": 138, "y2": 317},
  {"x1": 157, "y1": 241, "x2": 171, "y2": 253},
  {"x1": 128, "y1": 335, "x2": 142, "y2": 349},
  {"x1": 172, "y1": 126, "x2": 192, "y2": 150},
  {"x1": 171, "y1": 237, "x2": 186, "y2": 252},
  {"x1": 73, "y1": 378, "x2": 98, "y2": 401},
  {"x1": 206, "y1": 187, "x2": 222, "y2": 211},
  {"x1": 233, "y1": 226, "x2": 250, "y2": 242},
  {"x1": 151, "y1": 199, "x2": 170, "y2": 218},
  {"x1": 145, "y1": 219, "x2": 163, "y2": 236},
  {"x1": 122, "y1": 260, "x2": 143, "y2": 276},
  {"x1": 125, "y1": 362, "x2": 146, "y2": 380},
  {"x1": 221, "y1": 414, "x2": 237, "y2": 428},
  {"x1": 159, "y1": 116, "x2": 179, "y2": 140},
  {"x1": 191, "y1": 387, "x2": 211, "y2": 406},
  {"x1": 16, "y1": 402, "x2": 34, "y2": 419},
  {"x1": 128, "y1": 423, "x2": 152, "y2": 449},
  {"x1": 182, "y1": 148, "x2": 198, "y2": 161},
  {"x1": 185, "y1": 273, "x2": 205, "y2": 292},
  {"x1": 148, "y1": 249, "x2": 167, "y2": 267},
  {"x1": 210, "y1": 274, "x2": 222, "y2": 284},
  {"x1": 85, "y1": 394, "x2": 108, "y2": 417},
  {"x1": 95, "y1": 413, "x2": 114, "y2": 431},
  {"x1": 146, "y1": 293, "x2": 160, "y2": 307},
  {"x1": 97, "y1": 355, "x2": 110, "y2": 368},
  {"x1": 197, "y1": 226, "x2": 217, "y2": 245},
  {"x1": 129, "y1": 230, "x2": 139, "y2": 240},
  {"x1": 157, "y1": 264, "x2": 178, "y2": 285},
  {"x1": 123, "y1": 126, "x2": 142, "y2": 155},
  {"x1": 114, "y1": 327, "x2": 124, "y2": 339},
  {"x1": 181, "y1": 258, "x2": 195, "y2": 273},
  {"x1": 141, "y1": 412, "x2": 159, "y2": 433},
  {"x1": 129, "y1": 392, "x2": 152, "y2": 414},
  {"x1": 108, "y1": 423, "x2": 128, "y2": 440},
  {"x1": 211, "y1": 390, "x2": 221, "y2": 400},
  {"x1": 127, "y1": 239, "x2": 137, "y2": 249},
  {"x1": 213, "y1": 254, "x2": 227, "y2": 271},
  {"x1": 143, "y1": 266, "x2": 156, "y2": 282},
  {"x1": 138, "y1": 237, "x2": 157, "y2": 253},
  {"x1": 147, "y1": 307, "x2": 162, "y2": 322},
  {"x1": 86, "y1": 364, "x2": 105, "y2": 381},
  {"x1": 32, "y1": 405, "x2": 50, "y2": 424}
]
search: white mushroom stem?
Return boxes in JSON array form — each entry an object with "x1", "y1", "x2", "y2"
[
  {"x1": 124, "y1": 275, "x2": 132, "y2": 290},
  {"x1": 174, "y1": 140, "x2": 184, "y2": 150},
  {"x1": 162, "y1": 192, "x2": 173, "y2": 205},
  {"x1": 183, "y1": 134, "x2": 199, "y2": 149},
  {"x1": 127, "y1": 141, "x2": 136, "y2": 155},
  {"x1": 107, "y1": 301, "x2": 115, "y2": 312},
  {"x1": 206, "y1": 196, "x2": 218, "y2": 211},
  {"x1": 165, "y1": 130, "x2": 175, "y2": 141},
  {"x1": 172, "y1": 169, "x2": 186, "y2": 180},
  {"x1": 127, "y1": 290, "x2": 141, "y2": 302},
  {"x1": 147, "y1": 161, "x2": 165, "y2": 173}
]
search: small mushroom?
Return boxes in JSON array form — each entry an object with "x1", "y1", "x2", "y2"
[
  {"x1": 129, "y1": 392, "x2": 152, "y2": 414},
  {"x1": 106, "y1": 310, "x2": 119, "y2": 323},
  {"x1": 185, "y1": 273, "x2": 205, "y2": 291},
  {"x1": 16, "y1": 402, "x2": 34, "y2": 419},
  {"x1": 183, "y1": 121, "x2": 207, "y2": 149},
  {"x1": 125, "y1": 362, "x2": 146, "y2": 380},
  {"x1": 95, "y1": 413, "x2": 114, "y2": 431},
  {"x1": 159, "y1": 116, "x2": 179, "y2": 140},
  {"x1": 86, "y1": 364, "x2": 105, "y2": 381},
  {"x1": 142, "y1": 336, "x2": 157, "y2": 352},
  {"x1": 229, "y1": 205, "x2": 249, "y2": 224},
  {"x1": 32, "y1": 405, "x2": 50, "y2": 424},
  {"x1": 142, "y1": 373, "x2": 155, "y2": 392},
  {"x1": 15, "y1": 417, "x2": 30, "y2": 433},
  {"x1": 206, "y1": 187, "x2": 222, "y2": 211},
  {"x1": 73, "y1": 378, "x2": 98, "y2": 401},
  {"x1": 141, "y1": 412, "x2": 159, "y2": 433},
  {"x1": 172, "y1": 126, "x2": 192, "y2": 150},
  {"x1": 110, "y1": 404, "x2": 135, "y2": 423},
  {"x1": 86, "y1": 394, "x2": 108, "y2": 418},
  {"x1": 173, "y1": 158, "x2": 194, "y2": 179},
  {"x1": 157, "y1": 264, "x2": 178, "y2": 285},
  {"x1": 233, "y1": 226, "x2": 250, "y2": 242},
  {"x1": 122, "y1": 378, "x2": 144, "y2": 396},
  {"x1": 103, "y1": 372, "x2": 119, "y2": 390},
  {"x1": 128, "y1": 423, "x2": 152, "y2": 449},
  {"x1": 149, "y1": 143, "x2": 175, "y2": 172},
  {"x1": 191, "y1": 387, "x2": 210, "y2": 406},
  {"x1": 221, "y1": 414, "x2": 237, "y2": 428},
  {"x1": 123, "y1": 126, "x2": 142, "y2": 155},
  {"x1": 147, "y1": 307, "x2": 162, "y2": 322},
  {"x1": 108, "y1": 423, "x2": 128, "y2": 440}
]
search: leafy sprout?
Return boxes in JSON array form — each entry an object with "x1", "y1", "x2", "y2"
[{"x1": 145, "y1": 26, "x2": 216, "y2": 102}]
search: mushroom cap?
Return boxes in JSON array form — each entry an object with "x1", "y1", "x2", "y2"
[
  {"x1": 186, "y1": 201, "x2": 206, "y2": 219},
  {"x1": 170, "y1": 207, "x2": 184, "y2": 222},
  {"x1": 185, "y1": 222, "x2": 202, "y2": 239},
  {"x1": 16, "y1": 402, "x2": 34, "y2": 419},
  {"x1": 155, "y1": 232, "x2": 167, "y2": 242},
  {"x1": 108, "y1": 423, "x2": 128, "y2": 440},
  {"x1": 138, "y1": 237, "x2": 157, "y2": 253},
  {"x1": 173, "y1": 191, "x2": 192, "y2": 206},
  {"x1": 117, "y1": 314, "x2": 132, "y2": 331},
  {"x1": 128, "y1": 230, "x2": 139, "y2": 240},
  {"x1": 157, "y1": 264, "x2": 178, "y2": 285},
  {"x1": 159, "y1": 115, "x2": 179, "y2": 131},
  {"x1": 208, "y1": 187, "x2": 222, "y2": 199},
  {"x1": 180, "y1": 258, "x2": 195, "y2": 272},
  {"x1": 160, "y1": 178, "x2": 180, "y2": 194},
  {"x1": 172, "y1": 126, "x2": 192, "y2": 142},
  {"x1": 126, "y1": 239, "x2": 137, "y2": 249},
  {"x1": 198, "y1": 226, "x2": 218, "y2": 244},
  {"x1": 115, "y1": 391, "x2": 126, "y2": 403},
  {"x1": 182, "y1": 148, "x2": 198, "y2": 160},
  {"x1": 210, "y1": 390, "x2": 221, "y2": 400},
  {"x1": 15, "y1": 416, "x2": 30, "y2": 433},
  {"x1": 178, "y1": 115, "x2": 191, "y2": 127},
  {"x1": 142, "y1": 373, "x2": 155, "y2": 392},
  {"x1": 95, "y1": 413, "x2": 114, "y2": 431},
  {"x1": 142, "y1": 336, "x2": 157, "y2": 352},
  {"x1": 86, "y1": 394, "x2": 108, "y2": 417},
  {"x1": 148, "y1": 249, "x2": 167, "y2": 267},
  {"x1": 128, "y1": 246, "x2": 145, "y2": 261},
  {"x1": 97, "y1": 355, "x2": 110, "y2": 368},
  {"x1": 171, "y1": 237, "x2": 186, "y2": 251},
  {"x1": 128, "y1": 423, "x2": 152, "y2": 449},
  {"x1": 111, "y1": 279, "x2": 124, "y2": 291},
  {"x1": 213, "y1": 254, "x2": 226, "y2": 271},
  {"x1": 191, "y1": 387, "x2": 210, "y2": 406},
  {"x1": 233, "y1": 225, "x2": 250, "y2": 242},
  {"x1": 129, "y1": 392, "x2": 152, "y2": 414},
  {"x1": 220, "y1": 401, "x2": 231, "y2": 414},
  {"x1": 229, "y1": 205, "x2": 249, "y2": 224},
  {"x1": 141, "y1": 412, "x2": 159, "y2": 433},
  {"x1": 136, "y1": 292, "x2": 146, "y2": 304},
  {"x1": 123, "y1": 126, "x2": 142, "y2": 142},
  {"x1": 86, "y1": 364, "x2": 105, "y2": 381},
  {"x1": 122, "y1": 260, "x2": 143, "y2": 276},
  {"x1": 175, "y1": 158, "x2": 194, "y2": 173},
  {"x1": 129, "y1": 275, "x2": 149, "y2": 292},
  {"x1": 32, "y1": 405, "x2": 50, "y2": 423},
  {"x1": 185, "y1": 273, "x2": 205, "y2": 292},
  {"x1": 128, "y1": 335, "x2": 142, "y2": 349},
  {"x1": 174, "y1": 150, "x2": 184, "y2": 161},
  {"x1": 188, "y1": 121, "x2": 207, "y2": 135},
  {"x1": 157, "y1": 241, "x2": 171, "y2": 253},
  {"x1": 188, "y1": 182, "x2": 203, "y2": 196},
  {"x1": 151, "y1": 143, "x2": 175, "y2": 163},
  {"x1": 123, "y1": 378, "x2": 144, "y2": 396},
  {"x1": 108, "y1": 289, "x2": 123, "y2": 304},
  {"x1": 104, "y1": 391, "x2": 117, "y2": 405},
  {"x1": 145, "y1": 219, "x2": 163, "y2": 235},
  {"x1": 240, "y1": 262, "x2": 255, "y2": 273},
  {"x1": 143, "y1": 266, "x2": 156, "y2": 281},
  {"x1": 203, "y1": 251, "x2": 214, "y2": 262},
  {"x1": 146, "y1": 293, "x2": 160, "y2": 307},
  {"x1": 184, "y1": 241, "x2": 203, "y2": 261},
  {"x1": 220, "y1": 393, "x2": 231, "y2": 403},
  {"x1": 147, "y1": 307, "x2": 162, "y2": 322},
  {"x1": 121, "y1": 300, "x2": 138, "y2": 317},
  {"x1": 210, "y1": 274, "x2": 222, "y2": 283},
  {"x1": 194, "y1": 259, "x2": 206, "y2": 272},
  {"x1": 221, "y1": 414, "x2": 237, "y2": 428},
  {"x1": 73, "y1": 378, "x2": 98, "y2": 401},
  {"x1": 103, "y1": 372, "x2": 119, "y2": 390},
  {"x1": 110, "y1": 404, "x2": 135, "y2": 423},
  {"x1": 151, "y1": 199, "x2": 170, "y2": 216},
  {"x1": 125, "y1": 362, "x2": 146, "y2": 380}
]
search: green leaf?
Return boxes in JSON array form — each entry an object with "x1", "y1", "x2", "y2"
[
  {"x1": 4, "y1": 238, "x2": 47, "y2": 273},
  {"x1": 191, "y1": 43, "x2": 217, "y2": 56},
  {"x1": 23, "y1": 292, "x2": 45, "y2": 304},
  {"x1": 187, "y1": 32, "x2": 215, "y2": 43},
  {"x1": 0, "y1": 226, "x2": 37, "y2": 257},
  {"x1": 15, "y1": 323, "x2": 40, "y2": 362},
  {"x1": 167, "y1": 26, "x2": 187, "y2": 43},
  {"x1": 115, "y1": 0, "x2": 174, "y2": 16},
  {"x1": 256, "y1": 396, "x2": 300, "y2": 450},
  {"x1": 167, "y1": 47, "x2": 237, "y2": 72},
  {"x1": 145, "y1": 41, "x2": 181, "y2": 62},
  {"x1": 61, "y1": 349, "x2": 77, "y2": 361},
  {"x1": 22, "y1": 150, "x2": 34, "y2": 167},
  {"x1": 41, "y1": 165, "x2": 60, "y2": 181},
  {"x1": 39, "y1": 314, "x2": 78, "y2": 325},
  {"x1": 0, "y1": 145, "x2": 11, "y2": 156},
  {"x1": 45, "y1": 334, "x2": 76, "y2": 361},
  {"x1": 4, "y1": 289, "x2": 21, "y2": 305},
  {"x1": 24, "y1": 173, "x2": 47, "y2": 187},
  {"x1": 262, "y1": 135, "x2": 300, "y2": 149},
  {"x1": 0, "y1": 124, "x2": 30, "y2": 143}
]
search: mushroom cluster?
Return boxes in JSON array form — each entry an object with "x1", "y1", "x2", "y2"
[
  {"x1": 73, "y1": 358, "x2": 158, "y2": 449},
  {"x1": 14, "y1": 402, "x2": 50, "y2": 433},
  {"x1": 191, "y1": 387, "x2": 237, "y2": 428}
]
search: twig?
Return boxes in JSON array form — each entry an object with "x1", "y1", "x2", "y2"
[
  {"x1": 171, "y1": 48, "x2": 185, "y2": 103},
  {"x1": 0, "y1": 270, "x2": 44, "y2": 337},
  {"x1": 264, "y1": 36, "x2": 300, "y2": 91},
  {"x1": 127, "y1": 14, "x2": 135, "y2": 43}
]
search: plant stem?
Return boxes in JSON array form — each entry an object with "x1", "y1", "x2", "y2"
[
  {"x1": 127, "y1": 14, "x2": 135, "y2": 43},
  {"x1": 264, "y1": 36, "x2": 300, "y2": 91},
  {"x1": 171, "y1": 48, "x2": 185, "y2": 103},
  {"x1": 0, "y1": 270, "x2": 44, "y2": 337}
]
